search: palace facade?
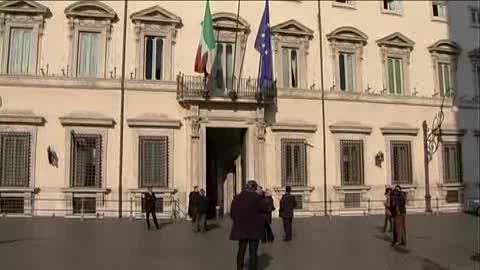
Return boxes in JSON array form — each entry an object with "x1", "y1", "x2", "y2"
[{"x1": 0, "y1": 0, "x2": 479, "y2": 218}]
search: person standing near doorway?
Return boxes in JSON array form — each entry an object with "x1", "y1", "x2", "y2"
[
  {"x1": 188, "y1": 186, "x2": 200, "y2": 223},
  {"x1": 383, "y1": 187, "x2": 393, "y2": 233},
  {"x1": 393, "y1": 185, "x2": 407, "y2": 246},
  {"x1": 196, "y1": 189, "x2": 209, "y2": 233},
  {"x1": 279, "y1": 186, "x2": 297, "y2": 241},
  {"x1": 263, "y1": 189, "x2": 275, "y2": 243},
  {"x1": 230, "y1": 180, "x2": 269, "y2": 270},
  {"x1": 145, "y1": 187, "x2": 159, "y2": 230}
]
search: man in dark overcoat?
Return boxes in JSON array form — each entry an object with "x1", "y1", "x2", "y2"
[
  {"x1": 188, "y1": 186, "x2": 200, "y2": 223},
  {"x1": 230, "y1": 180, "x2": 269, "y2": 270},
  {"x1": 145, "y1": 187, "x2": 159, "y2": 230},
  {"x1": 279, "y1": 186, "x2": 297, "y2": 241},
  {"x1": 195, "y1": 189, "x2": 209, "y2": 233}
]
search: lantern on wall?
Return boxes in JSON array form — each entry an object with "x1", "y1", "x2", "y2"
[
  {"x1": 375, "y1": 151, "x2": 384, "y2": 167},
  {"x1": 47, "y1": 146, "x2": 58, "y2": 167}
]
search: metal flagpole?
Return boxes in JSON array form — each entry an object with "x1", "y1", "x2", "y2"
[
  {"x1": 317, "y1": 0, "x2": 328, "y2": 216},
  {"x1": 232, "y1": 0, "x2": 241, "y2": 93},
  {"x1": 118, "y1": 0, "x2": 128, "y2": 218}
]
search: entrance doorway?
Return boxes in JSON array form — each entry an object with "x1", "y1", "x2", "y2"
[{"x1": 206, "y1": 128, "x2": 247, "y2": 217}]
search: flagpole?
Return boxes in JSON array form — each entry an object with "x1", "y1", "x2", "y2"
[{"x1": 232, "y1": 0, "x2": 241, "y2": 93}]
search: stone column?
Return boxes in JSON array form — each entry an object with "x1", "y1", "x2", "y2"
[
  {"x1": 190, "y1": 116, "x2": 201, "y2": 190},
  {"x1": 255, "y1": 119, "x2": 267, "y2": 187}
]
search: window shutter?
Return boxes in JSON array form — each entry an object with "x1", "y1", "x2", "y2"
[
  {"x1": 0, "y1": 133, "x2": 31, "y2": 187},
  {"x1": 388, "y1": 58, "x2": 395, "y2": 94}
]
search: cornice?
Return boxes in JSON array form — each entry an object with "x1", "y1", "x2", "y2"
[
  {"x1": 271, "y1": 123, "x2": 317, "y2": 133},
  {"x1": 127, "y1": 118, "x2": 181, "y2": 129},
  {"x1": 0, "y1": 113, "x2": 45, "y2": 126},
  {"x1": 60, "y1": 116, "x2": 115, "y2": 127}
]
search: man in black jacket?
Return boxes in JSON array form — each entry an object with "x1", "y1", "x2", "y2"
[
  {"x1": 195, "y1": 189, "x2": 209, "y2": 233},
  {"x1": 280, "y1": 186, "x2": 297, "y2": 241},
  {"x1": 145, "y1": 187, "x2": 159, "y2": 230},
  {"x1": 188, "y1": 186, "x2": 200, "y2": 223},
  {"x1": 230, "y1": 180, "x2": 269, "y2": 270}
]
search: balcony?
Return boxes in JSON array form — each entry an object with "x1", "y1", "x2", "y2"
[{"x1": 176, "y1": 74, "x2": 276, "y2": 104}]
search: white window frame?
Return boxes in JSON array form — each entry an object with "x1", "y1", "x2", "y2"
[
  {"x1": 143, "y1": 36, "x2": 166, "y2": 81},
  {"x1": 65, "y1": 1, "x2": 117, "y2": 79},
  {"x1": 76, "y1": 31, "x2": 102, "y2": 78},
  {"x1": 332, "y1": 0, "x2": 356, "y2": 10},
  {"x1": 282, "y1": 47, "x2": 300, "y2": 89},
  {"x1": 0, "y1": 1, "x2": 50, "y2": 75},
  {"x1": 131, "y1": 5, "x2": 182, "y2": 81},
  {"x1": 429, "y1": 40, "x2": 460, "y2": 97},
  {"x1": 468, "y1": 6, "x2": 480, "y2": 28},
  {"x1": 381, "y1": 0, "x2": 403, "y2": 16},
  {"x1": 271, "y1": 19, "x2": 314, "y2": 89},
  {"x1": 437, "y1": 62, "x2": 455, "y2": 96},
  {"x1": 213, "y1": 41, "x2": 235, "y2": 93},
  {"x1": 386, "y1": 57, "x2": 404, "y2": 95},
  {"x1": 431, "y1": 0, "x2": 448, "y2": 23}
]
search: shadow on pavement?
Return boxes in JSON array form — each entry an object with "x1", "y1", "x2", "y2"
[
  {"x1": 373, "y1": 233, "x2": 392, "y2": 243},
  {"x1": 0, "y1": 238, "x2": 26, "y2": 245},
  {"x1": 470, "y1": 253, "x2": 480, "y2": 262},
  {"x1": 257, "y1": 253, "x2": 273, "y2": 270},
  {"x1": 206, "y1": 223, "x2": 221, "y2": 232},
  {"x1": 393, "y1": 245, "x2": 411, "y2": 254},
  {"x1": 419, "y1": 257, "x2": 449, "y2": 270}
]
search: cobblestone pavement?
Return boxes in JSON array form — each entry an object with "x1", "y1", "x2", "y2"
[{"x1": 0, "y1": 214, "x2": 479, "y2": 270}]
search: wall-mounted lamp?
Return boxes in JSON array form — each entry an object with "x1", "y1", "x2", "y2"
[
  {"x1": 47, "y1": 146, "x2": 58, "y2": 167},
  {"x1": 375, "y1": 151, "x2": 384, "y2": 167}
]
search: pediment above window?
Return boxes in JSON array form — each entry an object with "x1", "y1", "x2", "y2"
[
  {"x1": 326, "y1": 26, "x2": 367, "y2": 45},
  {"x1": 428, "y1": 39, "x2": 461, "y2": 55},
  {"x1": 65, "y1": 1, "x2": 117, "y2": 22},
  {"x1": 211, "y1": 12, "x2": 250, "y2": 33},
  {"x1": 0, "y1": 0, "x2": 51, "y2": 17},
  {"x1": 271, "y1": 19, "x2": 314, "y2": 40},
  {"x1": 130, "y1": 5, "x2": 182, "y2": 27},
  {"x1": 376, "y1": 32, "x2": 414, "y2": 50}
]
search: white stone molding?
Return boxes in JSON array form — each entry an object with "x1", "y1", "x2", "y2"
[
  {"x1": 0, "y1": 0, "x2": 51, "y2": 75},
  {"x1": 329, "y1": 121, "x2": 372, "y2": 134},
  {"x1": 127, "y1": 114, "x2": 181, "y2": 129},
  {"x1": 428, "y1": 39, "x2": 461, "y2": 96},
  {"x1": 377, "y1": 32, "x2": 414, "y2": 96},
  {"x1": 433, "y1": 128, "x2": 466, "y2": 137},
  {"x1": 0, "y1": 113, "x2": 45, "y2": 125},
  {"x1": 60, "y1": 116, "x2": 115, "y2": 127},
  {"x1": 130, "y1": 5, "x2": 182, "y2": 81},
  {"x1": 327, "y1": 26, "x2": 367, "y2": 93},
  {"x1": 64, "y1": 1, "x2": 118, "y2": 78},
  {"x1": 380, "y1": 123, "x2": 419, "y2": 136},
  {"x1": 271, "y1": 123, "x2": 317, "y2": 133},
  {"x1": 271, "y1": 19, "x2": 314, "y2": 89}
]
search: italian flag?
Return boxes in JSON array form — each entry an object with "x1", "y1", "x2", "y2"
[{"x1": 194, "y1": 0, "x2": 216, "y2": 75}]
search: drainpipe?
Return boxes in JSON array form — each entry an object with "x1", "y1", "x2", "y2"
[
  {"x1": 317, "y1": 0, "x2": 328, "y2": 216},
  {"x1": 118, "y1": 0, "x2": 128, "y2": 218}
]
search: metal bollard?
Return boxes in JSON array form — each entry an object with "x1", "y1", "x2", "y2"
[{"x1": 216, "y1": 205, "x2": 220, "y2": 219}]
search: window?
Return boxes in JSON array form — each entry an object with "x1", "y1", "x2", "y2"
[
  {"x1": 0, "y1": 197, "x2": 24, "y2": 214},
  {"x1": 213, "y1": 42, "x2": 235, "y2": 92},
  {"x1": 335, "y1": 0, "x2": 351, "y2": 3},
  {"x1": 443, "y1": 142, "x2": 462, "y2": 183},
  {"x1": 281, "y1": 139, "x2": 307, "y2": 186},
  {"x1": 445, "y1": 190, "x2": 459, "y2": 203},
  {"x1": 333, "y1": 0, "x2": 355, "y2": 8},
  {"x1": 139, "y1": 136, "x2": 169, "y2": 188},
  {"x1": 470, "y1": 7, "x2": 480, "y2": 27},
  {"x1": 282, "y1": 47, "x2": 299, "y2": 88},
  {"x1": 387, "y1": 57, "x2": 404, "y2": 95},
  {"x1": 0, "y1": 133, "x2": 31, "y2": 187},
  {"x1": 293, "y1": 195, "x2": 303, "y2": 210},
  {"x1": 344, "y1": 193, "x2": 361, "y2": 208},
  {"x1": 144, "y1": 36, "x2": 164, "y2": 80},
  {"x1": 438, "y1": 62, "x2": 455, "y2": 96},
  {"x1": 70, "y1": 134, "x2": 102, "y2": 188},
  {"x1": 76, "y1": 32, "x2": 100, "y2": 77},
  {"x1": 432, "y1": 1, "x2": 447, "y2": 19},
  {"x1": 391, "y1": 141, "x2": 412, "y2": 184},
  {"x1": 7, "y1": 28, "x2": 33, "y2": 75},
  {"x1": 340, "y1": 140, "x2": 364, "y2": 185},
  {"x1": 383, "y1": 0, "x2": 402, "y2": 13},
  {"x1": 72, "y1": 197, "x2": 96, "y2": 214},
  {"x1": 338, "y1": 53, "x2": 355, "y2": 91}
]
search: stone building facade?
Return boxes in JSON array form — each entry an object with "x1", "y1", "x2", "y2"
[{"x1": 0, "y1": 0, "x2": 479, "y2": 218}]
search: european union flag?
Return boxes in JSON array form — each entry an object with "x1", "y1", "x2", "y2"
[{"x1": 254, "y1": 0, "x2": 273, "y2": 91}]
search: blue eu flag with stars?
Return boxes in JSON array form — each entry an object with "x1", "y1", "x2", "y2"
[{"x1": 254, "y1": 0, "x2": 273, "y2": 91}]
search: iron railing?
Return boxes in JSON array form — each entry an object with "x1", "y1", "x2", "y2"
[{"x1": 176, "y1": 74, "x2": 276, "y2": 103}]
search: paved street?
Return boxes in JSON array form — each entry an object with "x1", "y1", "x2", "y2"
[{"x1": 0, "y1": 214, "x2": 479, "y2": 270}]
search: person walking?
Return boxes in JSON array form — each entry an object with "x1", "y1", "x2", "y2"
[
  {"x1": 188, "y1": 186, "x2": 200, "y2": 223},
  {"x1": 145, "y1": 187, "x2": 159, "y2": 230},
  {"x1": 383, "y1": 187, "x2": 393, "y2": 233},
  {"x1": 262, "y1": 189, "x2": 275, "y2": 243},
  {"x1": 230, "y1": 180, "x2": 269, "y2": 270},
  {"x1": 279, "y1": 186, "x2": 297, "y2": 241},
  {"x1": 195, "y1": 189, "x2": 209, "y2": 233},
  {"x1": 394, "y1": 185, "x2": 407, "y2": 246},
  {"x1": 389, "y1": 188, "x2": 398, "y2": 246}
]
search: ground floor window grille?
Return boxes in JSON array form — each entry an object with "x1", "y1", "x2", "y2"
[
  {"x1": 72, "y1": 197, "x2": 96, "y2": 214},
  {"x1": 0, "y1": 197, "x2": 24, "y2": 214},
  {"x1": 70, "y1": 134, "x2": 102, "y2": 188},
  {"x1": 344, "y1": 193, "x2": 361, "y2": 208},
  {"x1": 445, "y1": 190, "x2": 460, "y2": 203},
  {"x1": 0, "y1": 132, "x2": 31, "y2": 187},
  {"x1": 281, "y1": 139, "x2": 307, "y2": 187},
  {"x1": 139, "y1": 136, "x2": 168, "y2": 188}
]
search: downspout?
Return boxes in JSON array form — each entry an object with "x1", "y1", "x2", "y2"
[
  {"x1": 118, "y1": 0, "x2": 128, "y2": 218},
  {"x1": 317, "y1": 0, "x2": 328, "y2": 216}
]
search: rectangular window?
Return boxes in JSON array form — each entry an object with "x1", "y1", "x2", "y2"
[
  {"x1": 438, "y1": 62, "x2": 454, "y2": 96},
  {"x1": 214, "y1": 42, "x2": 234, "y2": 92},
  {"x1": 344, "y1": 193, "x2": 361, "y2": 208},
  {"x1": 72, "y1": 197, "x2": 96, "y2": 214},
  {"x1": 445, "y1": 190, "x2": 459, "y2": 203},
  {"x1": 0, "y1": 197, "x2": 24, "y2": 214},
  {"x1": 470, "y1": 7, "x2": 480, "y2": 26},
  {"x1": 282, "y1": 47, "x2": 299, "y2": 88},
  {"x1": 293, "y1": 195, "x2": 303, "y2": 210},
  {"x1": 139, "y1": 136, "x2": 169, "y2": 188},
  {"x1": 0, "y1": 133, "x2": 30, "y2": 187},
  {"x1": 70, "y1": 134, "x2": 102, "y2": 188},
  {"x1": 340, "y1": 140, "x2": 364, "y2": 185},
  {"x1": 383, "y1": 0, "x2": 402, "y2": 12},
  {"x1": 432, "y1": 1, "x2": 447, "y2": 19},
  {"x1": 144, "y1": 36, "x2": 164, "y2": 80},
  {"x1": 338, "y1": 52, "x2": 355, "y2": 91},
  {"x1": 281, "y1": 139, "x2": 307, "y2": 187},
  {"x1": 391, "y1": 141, "x2": 412, "y2": 184},
  {"x1": 77, "y1": 31, "x2": 99, "y2": 77},
  {"x1": 443, "y1": 142, "x2": 462, "y2": 183},
  {"x1": 387, "y1": 57, "x2": 403, "y2": 95},
  {"x1": 7, "y1": 28, "x2": 33, "y2": 75}
]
